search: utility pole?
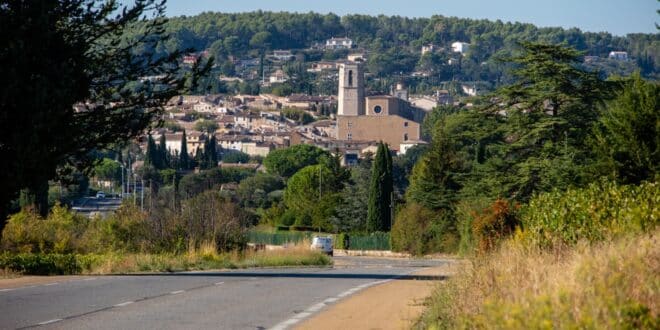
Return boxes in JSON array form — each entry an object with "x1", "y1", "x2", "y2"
[{"x1": 140, "y1": 178, "x2": 144, "y2": 211}]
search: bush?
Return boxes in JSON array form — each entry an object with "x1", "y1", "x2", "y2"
[
  {"x1": 471, "y1": 199, "x2": 519, "y2": 254},
  {"x1": 454, "y1": 198, "x2": 491, "y2": 255},
  {"x1": 1, "y1": 204, "x2": 88, "y2": 253},
  {"x1": 391, "y1": 203, "x2": 456, "y2": 255},
  {"x1": 0, "y1": 253, "x2": 81, "y2": 275},
  {"x1": 522, "y1": 179, "x2": 659, "y2": 248},
  {"x1": 335, "y1": 233, "x2": 349, "y2": 249}
]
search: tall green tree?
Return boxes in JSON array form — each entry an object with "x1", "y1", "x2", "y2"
[
  {"x1": 591, "y1": 73, "x2": 659, "y2": 184},
  {"x1": 0, "y1": 0, "x2": 209, "y2": 221},
  {"x1": 179, "y1": 130, "x2": 190, "y2": 170},
  {"x1": 406, "y1": 120, "x2": 461, "y2": 210},
  {"x1": 157, "y1": 134, "x2": 169, "y2": 169},
  {"x1": 367, "y1": 142, "x2": 393, "y2": 232},
  {"x1": 479, "y1": 42, "x2": 616, "y2": 200},
  {"x1": 144, "y1": 134, "x2": 159, "y2": 168}
]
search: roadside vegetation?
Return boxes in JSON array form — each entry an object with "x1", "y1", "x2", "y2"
[
  {"x1": 409, "y1": 44, "x2": 658, "y2": 328},
  {"x1": 0, "y1": 203, "x2": 330, "y2": 275}
]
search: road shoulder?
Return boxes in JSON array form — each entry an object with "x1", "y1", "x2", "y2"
[
  {"x1": 295, "y1": 263, "x2": 451, "y2": 330},
  {"x1": 0, "y1": 276, "x2": 84, "y2": 290}
]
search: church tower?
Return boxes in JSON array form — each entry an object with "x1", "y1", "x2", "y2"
[{"x1": 337, "y1": 62, "x2": 365, "y2": 116}]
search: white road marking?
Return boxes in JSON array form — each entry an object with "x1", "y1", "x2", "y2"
[
  {"x1": 37, "y1": 319, "x2": 63, "y2": 325},
  {"x1": 114, "y1": 301, "x2": 134, "y2": 307},
  {"x1": 82, "y1": 277, "x2": 97, "y2": 281},
  {"x1": 44, "y1": 282, "x2": 59, "y2": 286},
  {"x1": 214, "y1": 282, "x2": 224, "y2": 286},
  {"x1": 0, "y1": 288, "x2": 14, "y2": 292},
  {"x1": 170, "y1": 290, "x2": 185, "y2": 295}
]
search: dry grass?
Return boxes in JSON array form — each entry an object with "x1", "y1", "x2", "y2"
[
  {"x1": 0, "y1": 267, "x2": 21, "y2": 279},
  {"x1": 419, "y1": 231, "x2": 659, "y2": 329},
  {"x1": 82, "y1": 239, "x2": 331, "y2": 274}
]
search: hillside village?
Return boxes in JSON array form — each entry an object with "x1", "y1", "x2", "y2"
[{"x1": 147, "y1": 32, "x2": 636, "y2": 170}]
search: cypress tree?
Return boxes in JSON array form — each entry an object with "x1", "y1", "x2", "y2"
[
  {"x1": 208, "y1": 135, "x2": 218, "y2": 167},
  {"x1": 158, "y1": 133, "x2": 169, "y2": 169},
  {"x1": 179, "y1": 130, "x2": 189, "y2": 170},
  {"x1": 144, "y1": 134, "x2": 158, "y2": 168},
  {"x1": 367, "y1": 142, "x2": 393, "y2": 232}
]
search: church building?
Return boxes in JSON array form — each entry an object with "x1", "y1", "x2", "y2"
[{"x1": 335, "y1": 61, "x2": 426, "y2": 153}]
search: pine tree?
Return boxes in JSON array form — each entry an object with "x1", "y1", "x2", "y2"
[
  {"x1": 406, "y1": 119, "x2": 461, "y2": 210},
  {"x1": 179, "y1": 130, "x2": 189, "y2": 170},
  {"x1": 367, "y1": 142, "x2": 393, "y2": 232}
]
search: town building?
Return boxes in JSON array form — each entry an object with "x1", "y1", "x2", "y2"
[
  {"x1": 272, "y1": 50, "x2": 294, "y2": 61},
  {"x1": 335, "y1": 62, "x2": 426, "y2": 153},
  {"x1": 325, "y1": 37, "x2": 354, "y2": 50},
  {"x1": 608, "y1": 51, "x2": 629, "y2": 61},
  {"x1": 451, "y1": 41, "x2": 470, "y2": 54}
]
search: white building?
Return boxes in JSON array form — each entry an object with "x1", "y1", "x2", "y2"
[
  {"x1": 421, "y1": 44, "x2": 436, "y2": 55},
  {"x1": 269, "y1": 69, "x2": 288, "y2": 83},
  {"x1": 462, "y1": 85, "x2": 477, "y2": 97},
  {"x1": 608, "y1": 51, "x2": 628, "y2": 61},
  {"x1": 272, "y1": 50, "x2": 294, "y2": 61},
  {"x1": 325, "y1": 37, "x2": 354, "y2": 50},
  {"x1": 451, "y1": 42, "x2": 470, "y2": 54}
]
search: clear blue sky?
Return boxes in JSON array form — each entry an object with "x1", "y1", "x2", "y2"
[{"x1": 162, "y1": 0, "x2": 658, "y2": 36}]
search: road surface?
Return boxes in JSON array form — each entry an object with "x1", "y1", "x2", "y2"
[
  {"x1": 0, "y1": 257, "x2": 446, "y2": 330},
  {"x1": 71, "y1": 197, "x2": 123, "y2": 218}
]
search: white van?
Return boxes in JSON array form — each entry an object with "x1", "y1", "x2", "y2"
[{"x1": 310, "y1": 236, "x2": 333, "y2": 256}]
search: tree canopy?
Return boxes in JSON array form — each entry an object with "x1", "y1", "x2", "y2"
[
  {"x1": 263, "y1": 144, "x2": 330, "y2": 178},
  {"x1": 0, "y1": 0, "x2": 209, "y2": 221}
]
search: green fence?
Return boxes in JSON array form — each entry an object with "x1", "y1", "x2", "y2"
[
  {"x1": 347, "y1": 232, "x2": 390, "y2": 251},
  {"x1": 247, "y1": 231, "x2": 317, "y2": 246},
  {"x1": 248, "y1": 230, "x2": 391, "y2": 251}
]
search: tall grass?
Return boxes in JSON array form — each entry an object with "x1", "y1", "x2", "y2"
[
  {"x1": 0, "y1": 244, "x2": 332, "y2": 275},
  {"x1": 418, "y1": 231, "x2": 659, "y2": 329}
]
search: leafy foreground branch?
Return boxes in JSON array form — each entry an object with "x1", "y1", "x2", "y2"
[{"x1": 0, "y1": 248, "x2": 331, "y2": 275}]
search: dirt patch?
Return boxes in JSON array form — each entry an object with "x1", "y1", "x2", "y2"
[
  {"x1": 295, "y1": 265, "x2": 451, "y2": 330},
  {"x1": 0, "y1": 276, "x2": 84, "y2": 290}
]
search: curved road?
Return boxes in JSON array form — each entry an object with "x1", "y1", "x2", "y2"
[{"x1": 0, "y1": 257, "x2": 446, "y2": 330}]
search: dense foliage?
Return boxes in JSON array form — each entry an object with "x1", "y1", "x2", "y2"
[
  {"x1": 0, "y1": 0, "x2": 209, "y2": 222},
  {"x1": 366, "y1": 142, "x2": 393, "y2": 232}
]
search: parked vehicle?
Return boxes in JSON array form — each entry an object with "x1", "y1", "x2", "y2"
[
  {"x1": 310, "y1": 236, "x2": 333, "y2": 256},
  {"x1": 95, "y1": 191, "x2": 105, "y2": 199}
]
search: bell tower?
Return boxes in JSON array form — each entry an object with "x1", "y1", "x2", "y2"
[{"x1": 337, "y1": 62, "x2": 365, "y2": 116}]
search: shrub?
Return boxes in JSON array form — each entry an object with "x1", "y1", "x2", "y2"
[
  {"x1": 454, "y1": 198, "x2": 492, "y2": 255},
  {"x1": 0, "y1": 253, "x2": 80, "y2": 275},
  {"x1": 335, "y1": 233, "x2": 349, "y2": 249},
  {"x1": 391, "y1": 203, "x2": 456, "y2": 255},
  {"x1": 1, "y1": 204, "x2": 88, "y2": 253},
  {"x1": 522, "y1": 179, "x2": 659, "y2": 248},
  {"x1": 471, "y1": 199, "x2": 519, "y2": 254}
]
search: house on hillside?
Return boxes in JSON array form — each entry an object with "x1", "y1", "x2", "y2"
[
  {"x1": 272, "y1": 50, "x2": 294, "y2": 61},
  {"x1": 608, "y1": 51, "x2": 628, "y2": 61},
  {"x1": 325, "y1": 37, "x2": 354, "y2": 50},
  {"x1": 451, "y1": 42, "x2": 470, "y2": 54}
]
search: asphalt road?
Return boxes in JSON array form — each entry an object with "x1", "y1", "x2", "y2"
[
  {"x1": 0, "y1": 257, "x2": 447, "y2": 330},
  {"x1": 71, "y1": 197, "x2": 123, "y2": 218}
]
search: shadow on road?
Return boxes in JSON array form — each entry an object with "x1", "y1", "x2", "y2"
[{"x1": 120, "y1": 272, "x2": 447, "y2": 281}]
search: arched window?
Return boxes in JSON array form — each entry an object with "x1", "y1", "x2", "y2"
[
  {"x1": 373, "y1": 105, "x2": 382, "y2": 114},
  {"x1": 348, "y1": 70, "x2": 353, "y2": 86}
]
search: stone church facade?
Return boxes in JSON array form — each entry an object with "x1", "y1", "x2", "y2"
[{"x1": 335, "y1": 62, "x2": 426, "y2": 153}]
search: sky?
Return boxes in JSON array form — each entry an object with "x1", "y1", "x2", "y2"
[{"x1": 162, "y1": 0, "x2": 659, "y2": 36}]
